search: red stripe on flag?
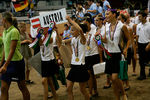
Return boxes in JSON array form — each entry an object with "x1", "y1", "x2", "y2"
[
  {"x1": 31, "y1": 18, "x2": 40, "y2": 23},
  {"x1": 33, "y1": 24, "x2": 41, "y2": 28},
  {"x1": 14, "y1": 4, "x2": 21, "y2": 8}
]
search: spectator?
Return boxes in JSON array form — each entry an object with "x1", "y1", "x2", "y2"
[
  {"x1": 96, "y1": 1, "x2": 103, "y2": 16},
  {"x1": 19, "y1": 22, "x2": 33, "y2": 84},
  {"x1": 63, "y1": 24, "x2": 72, "y2": 40},
  {"x1": 135, "y1": 10, "x2": 150, "y2": 80},
  {"x1": 101, "y1": 0, "x2": 111, "y2": 17},
  {"x1": 77, "y1": 6, "x2": 84, "y2": 21},
  {"x1": 87, "y1": 0, "x2": 97, "y2": 18},
  {"x1": 83, "y1": 1, "x2": 90, "y2": 14}
]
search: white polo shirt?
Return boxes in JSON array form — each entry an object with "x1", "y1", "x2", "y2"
[{"x1": 136, "y1": 22, "x2": 150, "y2": 43}]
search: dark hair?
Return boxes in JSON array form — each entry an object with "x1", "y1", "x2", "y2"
[
  {"x1": 84, "y1": 13, "x2": 93, "y2": 23},
  {"x1": 2, "y1": 11, "x2": 13, "y2": 24},
  {"x1": 64, "y1": 24, "x2": 69, "y2": 27},
  {"x1": 96, "y1": 1, "x2": 101, "y2": 4},
  {"x1": 83, "y1": 16, "x2": 92, "y2": 23},
  {"x1": 120, "y1": 14, "x2": 127, "y2": 22},
  {"x1": 84, "y1": 1, "x2": 89, "y2": 6},
  {"x1": 79, "y1": 23, "x2": 88, "y2": 33},
  {"x1": 108, "y1": 9, "x2": 120, "y2": 18},
  {"x1": 96, "y1": 16, "x2": 105, "y2": 21},
  {"x1": 12, "y1": 17, "x2": 19, "y2": 31},
  {"x1": 87, "y1": 0, "x2": 94, "y2": 2},
  {"x1": 139, "y1": 10, "x2": 147, "y2": 17},
  {"x1": 141, "y1": 6, "x2": 148, "y2": 11}
]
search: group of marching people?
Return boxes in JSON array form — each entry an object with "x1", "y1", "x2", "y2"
[{"x1": 0, "y1": 1, "x2": 150, "y2": 100}]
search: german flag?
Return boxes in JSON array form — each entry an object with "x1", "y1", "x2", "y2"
[{"x1": 12, "y1": 0, "x2": 29, "y2": 12}]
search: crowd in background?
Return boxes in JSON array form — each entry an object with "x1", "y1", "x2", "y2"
[{"x1": 0, "y1": 0, "x2": 150, "y2": 100}]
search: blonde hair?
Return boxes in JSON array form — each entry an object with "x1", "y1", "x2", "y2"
[{"x1": 18, "y1": 22, "x2": 26, "y2": 28}]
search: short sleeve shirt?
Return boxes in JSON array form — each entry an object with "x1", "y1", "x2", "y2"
[
  {"x1": 3, "y1": 25, "x2": 23, "y2": 61},
  {"x1": 103, "y1": 0, "x2": 110, "y2": 11},
  {"x1": 88, "y1": 3, "x2": 97, "y2": 17},
  {"x1": 103, "y1": 0, "x2": 110, "y2": 16},
  {"x1": 97, "y1": 6, "x2": 103, "y2": 14},
  {"x1": 136, "y1": 22, "x2": 150, "y2": 43}
]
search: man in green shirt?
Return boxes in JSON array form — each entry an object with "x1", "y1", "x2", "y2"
[{"x1": 0, "y1": 12, "x2": 30, "y2": 100}]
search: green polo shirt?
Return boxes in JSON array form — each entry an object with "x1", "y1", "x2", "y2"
[
  {"x1": 0, "y1": 37, "x2": 3, "y2": 60},
  {"x1": 3, "y1": 25, "x2": 23, "y2": 61}
]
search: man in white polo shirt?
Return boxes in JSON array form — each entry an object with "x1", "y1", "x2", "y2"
[{"x1": 136, "y1": 10, "x2": 150, "y2": 80}]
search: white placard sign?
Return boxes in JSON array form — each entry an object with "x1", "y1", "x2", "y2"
[
  {"x1": 39, "y1": 8, "x2": 67, "y2": 27},
  {"x1": 30, "y1": 8, "x2": 67, "y2": 38}
]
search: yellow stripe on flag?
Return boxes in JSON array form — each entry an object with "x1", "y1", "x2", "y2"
[{"x1": 14, "y1": 1, "x2": 29, "y2": 12}]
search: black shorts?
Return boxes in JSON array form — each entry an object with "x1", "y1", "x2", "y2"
[
  {"x1": 67, "y1": 64, "x2": 90, "y2": 82},
  {"x1": 105, "y1": 53, "x2": 121, "y2": 75},
  {"x1": 41, "y1": 60, "x2": 59, "y2": 77},
  {"x1": 1, "y1": 59, "x2": 25, "y2": 83},
  {"x1": 85, "y1": 54, "x2": 100, "y2": 71}
]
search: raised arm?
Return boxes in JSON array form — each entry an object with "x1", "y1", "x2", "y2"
[{"x1": 66, "y1": 16, "x2": 86, "y2": 45}]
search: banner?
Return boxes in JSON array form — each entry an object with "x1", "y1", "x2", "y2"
[
  {"x1": 12, "y1": 0, "x2": 29, "y2": 12},
  {"x1": 39, "y1": 8, "x2": 67, "y2": 27},
  {"x1": 30, "y1": 8, "x2": 67, "y2": 38}
]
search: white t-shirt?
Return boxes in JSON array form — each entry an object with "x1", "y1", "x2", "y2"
[
  {"x1": 91, "y1": 24, "x2": 97, "y2": 31},
  {"x1": 40, "y1": 44, "x2": 54, "y2": 61},
  {"x1": 134, "y1": 16, "x2": 140, "y2": 24},
  {"x1": 71, "y1": 36, "x2": 86, "y2": 65},
  {"x1": 136, "y1": 22, "x2": 150, "y2": 43},
  {"x1": 40, "y1": 31, "x2": 56, "y2": 61},
  {"x1": 134, "y1": 16, "x2": 150, "y2": 24},
  {"x1": 105, "y1": 21, "x2": 124, "y2": 53},
  {"x1": 127, "y1": 22, "x2": 134, "y2": 29}
]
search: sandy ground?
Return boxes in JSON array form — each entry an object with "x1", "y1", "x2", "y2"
[{"x1": 7, "y1": 61, "x2": 150, "y2": 100}]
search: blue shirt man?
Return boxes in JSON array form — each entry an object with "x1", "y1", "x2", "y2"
[
  {"x1": 101, "y1": 0, "x2": 111, "y2": 16},
  {"x1": 96, "y1": 1, "x2": 103, "y2": 15},
  {"x1": 87, "y1": 0, "x2": 97, "y2": 17}
]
